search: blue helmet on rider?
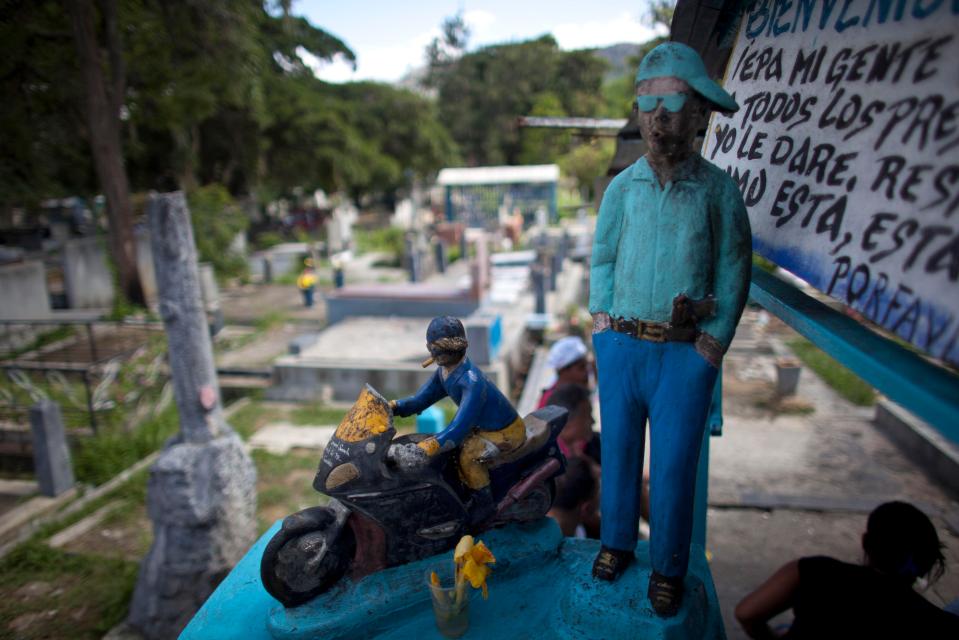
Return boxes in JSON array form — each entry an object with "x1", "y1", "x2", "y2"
[{"x1": 425, "y1": 316, "x2": 468, "y2": 366}]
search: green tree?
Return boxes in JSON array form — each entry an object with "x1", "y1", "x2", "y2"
[
  {"x1": 0, "y1": 1, "x2": 96, "y2": 207},
  {"x1": 430, "y1": 35, "x2": 608, "y2": 166},
  {"x1": 1, "y1": 1, "x2": 453, "y2": 245},
  {"x1": 518, "y1": 92, "x2": 569, "y2": 165},
  {"x1": 69, "y1": 0, "x2": 144, "y2": 305},
  {"x1": 188, "y1": 184, "x2": 248, "y2": 280},
  {"x1": 424, "y1": 11, "x2": 470, "y2": 89},
  {"x1": 122, "y1": 1, "x2": 353, "y2": 194},
  {"x1": 559, "y1": 139, "x2": 615, "y2": 201},
  {"x1": 334, "y1": 82, "x2": 457, "y2": 195}
]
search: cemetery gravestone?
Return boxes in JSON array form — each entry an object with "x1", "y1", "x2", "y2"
[
  {"x1": 127, "y1": 192, "x2": 256, "y2": 640},
  {"x1": 28, "y1": 400, "x2": 74, "y2": 497}
]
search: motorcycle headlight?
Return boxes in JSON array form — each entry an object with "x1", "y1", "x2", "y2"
[{"x1": 326, "y1": 462, "x2": 360, "y2": 489}]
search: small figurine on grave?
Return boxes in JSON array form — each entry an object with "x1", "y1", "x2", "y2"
[
  {"x1": 589, "y1": 42, "x2": 752, "y2": 616},
  {"x1": 390, "y1": 316, "x2": 527, "y2": 524}
]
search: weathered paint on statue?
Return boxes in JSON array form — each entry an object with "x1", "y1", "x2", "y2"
[
  {"x1": 391, "y1": 315, "x2": 527, "y2": 524},
  {"x1": 589, "y1": 42, "x2": 752, "y2": 616},
  {"x1": 260, "y1": 316, "x2": 568, "y2": 608}
]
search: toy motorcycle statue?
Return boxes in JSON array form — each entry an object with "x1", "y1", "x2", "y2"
[{"x1": 260, "y1": 385, "x2": 568, "y2": 607}]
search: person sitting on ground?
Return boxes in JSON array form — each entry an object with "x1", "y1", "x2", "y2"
[
  {"x1": 548, "y1": 456, "x2": 598, "y2": 538},
  {"x1": 735, "y1": 501, "x2": 959, "y2": 639},
  {"x1": 538, "y1": 336, "x2": 591, "y2": 408},
  {"x1": 547, "y1": 383, "x2": 601, "y2": 538},
  {"x1": 547, "y1": 382, "x2": 600, "y2": 463}
]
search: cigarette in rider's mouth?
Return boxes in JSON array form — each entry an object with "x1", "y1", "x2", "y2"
[{"x1": 421, "y1": 356, "x2": 435, "y2": 368}]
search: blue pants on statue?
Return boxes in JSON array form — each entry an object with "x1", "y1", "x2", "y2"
[{"x1": 594, "y1": 329, "x2": 718, "y2": 579}]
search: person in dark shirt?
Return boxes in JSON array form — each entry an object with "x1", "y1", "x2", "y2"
[
  {"x1": 546, "y1": 383, "x2": 600, "y2": 464},
  {"x1": 547, "y1": 456, "x2": 598, "y2": 537},
  {"x1": 735, "y1": 501, "x2": 959, "y2": 639}
]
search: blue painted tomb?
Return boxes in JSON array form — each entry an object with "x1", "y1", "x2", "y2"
[{"x1": 182, "y1": 517, "x2": 725, "y2": 639}]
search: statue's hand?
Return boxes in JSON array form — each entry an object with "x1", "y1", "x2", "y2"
[
  {"x1": 417, "y1": 437, "x2": 441, "y2": 457},
  {"x1": 591, "y1": 312, "x2": 611, "y2": 334},
  {"x1": 388, "y1": 441, "x2": 429, "y2": 473},
  {"x1": 694, "y1": 332, "x2": 723, "y2": 369}
]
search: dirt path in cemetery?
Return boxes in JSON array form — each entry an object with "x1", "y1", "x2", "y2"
[{"x1": 708, "y1": 312, "x2": 959, "y2": 639}]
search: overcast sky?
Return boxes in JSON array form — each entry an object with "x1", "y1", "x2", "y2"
[{"x1": 296, "y1": 1, "x2": 663, "y2": 83}]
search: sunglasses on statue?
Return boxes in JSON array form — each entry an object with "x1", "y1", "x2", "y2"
[{"x1": 636, "y1": 93, "x2": 688, "y2": 113}]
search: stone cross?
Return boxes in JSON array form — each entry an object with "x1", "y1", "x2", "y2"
[{"x1": 127, "y1": 192, "x2": 257, "y2": 640}]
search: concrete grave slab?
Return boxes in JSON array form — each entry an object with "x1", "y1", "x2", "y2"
[{"x1": 248, "y1": 423, "x2": 337, "y2": 455}]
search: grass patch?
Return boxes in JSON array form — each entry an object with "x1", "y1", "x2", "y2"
[
  {"x1": 258, "y1": 485, "x2": 292, "y2": 508},
  {"x1": 752, "y1": 252, "x2": 777, "y2": 273},
  {"x1": 0, "y1": 468, "x2": 149, "y2": 640},
  {"x1": 4, "y1": 325, "x2": 76, "y2": 360},
  {"x1": 72, "y1": 404, "x2": 179, "y2": 486},
  {"x1": 31, "y1": 469, "x2": 149, "y2": 546},
  {"x1": 254, "y1": 310, "x2": 288, "y2": 332},
  {"x1": 228, "y1": 401, "x2": 269, "y2": 440},
  {"x1": 788, "y1": 337, "x2": 877, "y2": 406},
  {"x1": 0, "y1": 542, "x2": 139, "y2": 640},
  {"x1": 252, "y1": 448, "x2": 318, "y2": 478},
  {"x1": 754, "y1": 398, "x2": 816, "y2": 415},
  {"x1": 288, "y1": 402, "x2": 350, "y2": 425},
  {"x1": 253, "y1": 449, "x2": 324, "y2": 534},
  {"x1": 355, "y1": 227, "x2": 404, "y2": 257}
]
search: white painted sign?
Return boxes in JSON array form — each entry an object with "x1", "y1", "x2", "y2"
[{"x1": 703, "y1": 0, "x2": 959, "y2": 366}]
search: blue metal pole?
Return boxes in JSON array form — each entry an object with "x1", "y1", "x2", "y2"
[
  {"x1": 692, "y1": 375, "x2": 722, "y2": 548},
  {"x1": 549, "y1": 182, "x2": 558, "y2": 223},
  {"x1": 750, "y1": 267, "x2": 959, "y2": 445}
]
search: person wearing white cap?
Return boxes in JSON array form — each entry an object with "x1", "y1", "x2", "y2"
[{"x1": 537, "y1": 335, "x2": 590, "y2": 409}]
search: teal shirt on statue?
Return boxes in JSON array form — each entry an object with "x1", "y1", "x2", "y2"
[{"x1": 589, "y1": 154, "x2": 752, "y2": 352}]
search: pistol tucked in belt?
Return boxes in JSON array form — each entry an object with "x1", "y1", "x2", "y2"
[{"x1": 610, "y1": 317, "x2": 698, "y2": 343}]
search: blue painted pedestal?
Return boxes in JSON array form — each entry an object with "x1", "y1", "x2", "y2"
[{"x1": 182, "y1": 518, "x2": 725, "y2": 639}]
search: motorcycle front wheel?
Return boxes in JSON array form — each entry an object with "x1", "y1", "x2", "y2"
[{"x1": 260, "y1": 505, "x2": 356, "y2": 607}]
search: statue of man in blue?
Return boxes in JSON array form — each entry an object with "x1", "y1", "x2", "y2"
[
  {"x1": 390, "y1": 316, "x2": 526, "y2": 525},
  {"x1": 589, "y1": 42, "x2": 751, "y2": 617}
]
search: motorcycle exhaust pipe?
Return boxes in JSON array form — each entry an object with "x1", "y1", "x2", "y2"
[{"x1": 495, "y1": 457, "x2": 562, "y2": 515}]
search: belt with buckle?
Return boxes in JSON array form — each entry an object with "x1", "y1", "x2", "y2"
[{"x1": 610, "y1": 317, "x2": 698, "y2": 343}]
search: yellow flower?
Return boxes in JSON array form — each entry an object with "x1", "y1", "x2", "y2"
[{"x1": 453, "y1": 535, "x2": 496, "y2": 600}]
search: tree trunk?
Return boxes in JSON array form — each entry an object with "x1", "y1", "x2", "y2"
[{"x1": 69, "y1": 0, "x2": 145, "y2": 306}]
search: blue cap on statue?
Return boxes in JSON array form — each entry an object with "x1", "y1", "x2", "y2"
[
  {"x1": 636, "y1": 42, "x2": 739, "y2": 114},
  {"x1": 426, "y1": 316, "x2": 466, "y2": 346}
]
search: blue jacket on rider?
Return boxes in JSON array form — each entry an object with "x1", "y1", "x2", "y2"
[{"x1": 392, "y1": 358, "x2": 519, "y2": 448}]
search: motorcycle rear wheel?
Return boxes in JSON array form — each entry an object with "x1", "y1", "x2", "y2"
[
  {"x1": 260, "y1": 505, "x2": 356, "y2": 607},
  {"x1": 499, "y1": 479, "x2": 556, "y2": 523}
]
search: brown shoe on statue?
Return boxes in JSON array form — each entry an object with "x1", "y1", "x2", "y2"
[
  {"x1": 591, "y1": 546, "x2": 634, "y2": 581},
  {"x1": 648, "y1": 571, "x2": 684, "y2": 617}
]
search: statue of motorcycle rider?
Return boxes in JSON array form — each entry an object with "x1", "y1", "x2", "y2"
[{"x1": 390, "y1": 316, "x2": 526, "y2": 526}]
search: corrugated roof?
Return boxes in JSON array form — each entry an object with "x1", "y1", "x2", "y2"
[{"x1": 437, "y1": 164, "x2": 560, "y2": 186}]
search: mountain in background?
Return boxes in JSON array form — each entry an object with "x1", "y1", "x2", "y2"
[
  {"x1": 397, "y1": 41, "x2": 641, "y2": 90},
  {"x1": 590, "y1": 42, "x2": 642, "y2": 79}
]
